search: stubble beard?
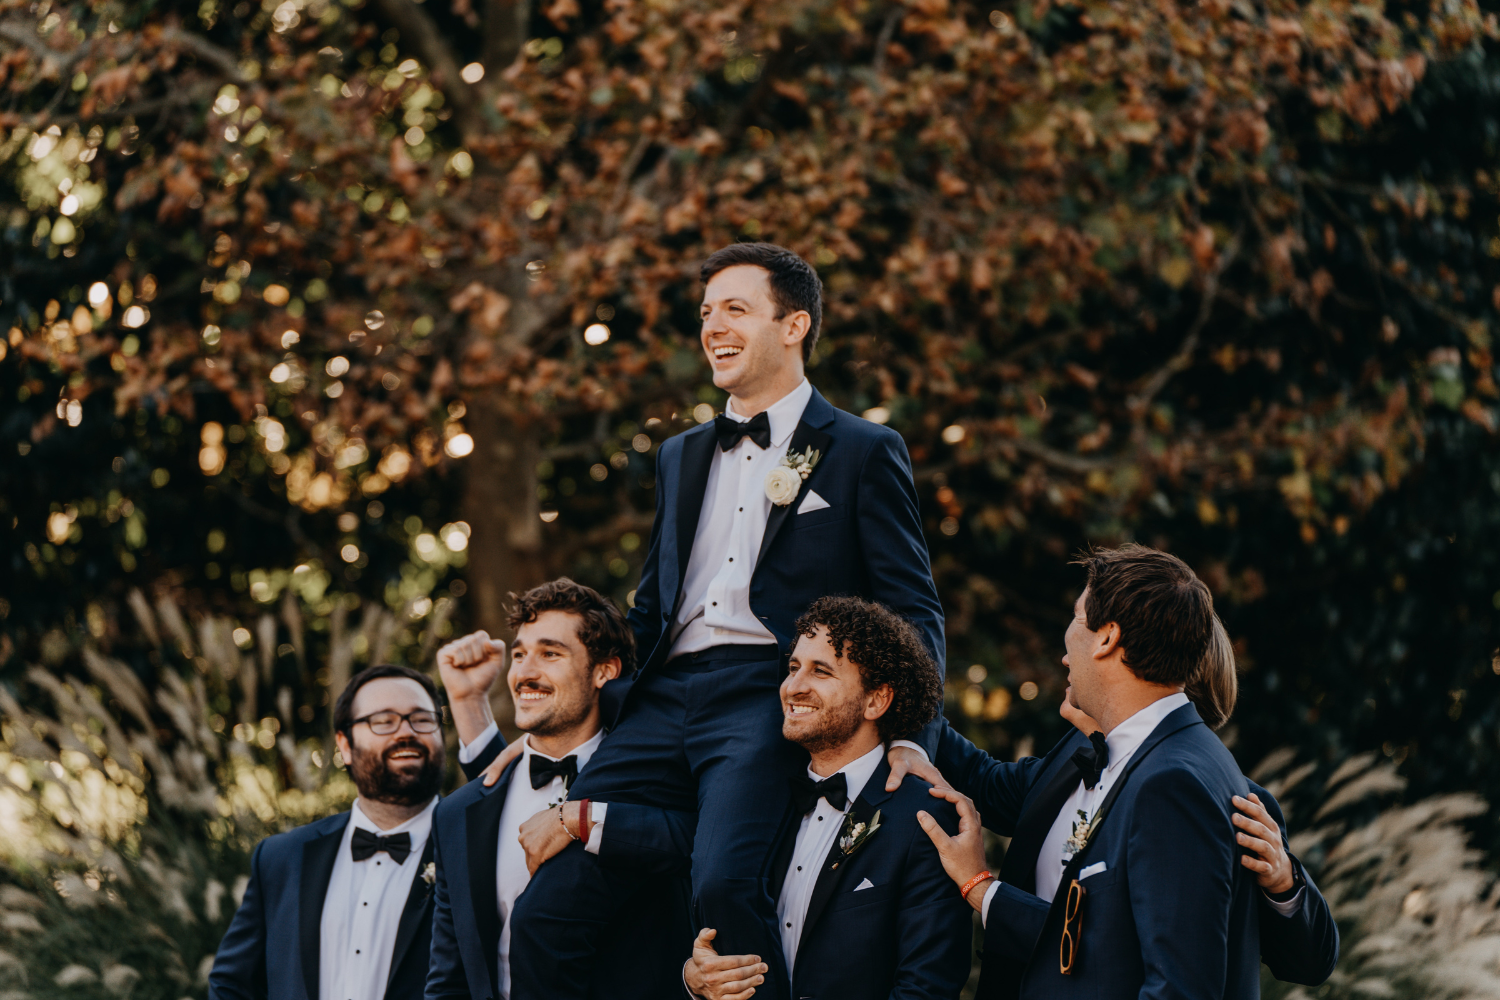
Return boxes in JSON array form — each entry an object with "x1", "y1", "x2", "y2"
[
  {"x1": 785, "y1": 695, "x2": 866, "y2": 755},
  {"x1": 518, "y1": 683, "x2": 594, "y2": 739}
]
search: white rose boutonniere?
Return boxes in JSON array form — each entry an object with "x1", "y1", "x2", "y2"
[
  {"x1": 422, "y1": 861, "x2": 436, "y2": 887},
  {"x1": 837, "y1": 809, "x2": 882, "y2": 859},
  {"x1": 765, "y1": 446, "x2": 821, "y2": 506}
]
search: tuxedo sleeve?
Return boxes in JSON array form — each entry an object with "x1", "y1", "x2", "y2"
[
  {"x1": 890, "y1": 798, "x2": 976, "y2": 1000},
  {"x1": 855, "y1": 430, "x2": 947, "y2": 756},
  {"x1": 1251, "y1": 786, "x2": 1339, "y2": 985},
  {"x1": 1127, "y1": 767, "x2": 1237, "y2": 1000},
  {"x1": 981, "y1": 881, "x2": 1051, "y2": 965},
  {"x1": 425, "y1": 823, "x2": 470, "y2": 1000},
  {"x1": 207, "y1": 841, "x2": 269, "y2": 1000},
  {"x1": 933, "y1": 716, "x2": 1044, "y2": 835},
  {"x1": 594, "y1": 802, "x2": 697, "y2": 876},
  {"x1": 457, "y1": 726, "x2": 503, "y2": 783}
]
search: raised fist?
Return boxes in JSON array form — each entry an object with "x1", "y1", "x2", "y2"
[{"x1": 436, "y1": 630, "x2": 506, "y2": 704}]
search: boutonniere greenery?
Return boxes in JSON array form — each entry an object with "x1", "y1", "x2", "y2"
[
  {"x1": 1062, "y1": 808, "x2": 1094, "y2": 865},
  {"x1": 838, "y1": 809, "x2": 882, "y2": 859},
  {"x1": 764, "y1": 446, "x2": 822, "y2": 506},
  {"x1": 422, "y1": 861, "x2": 436, "y2": 887}
]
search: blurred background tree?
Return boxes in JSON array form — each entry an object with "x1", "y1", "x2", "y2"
[{"x1": 4, "y1": 0, "x2": 1500, "y2": 990}]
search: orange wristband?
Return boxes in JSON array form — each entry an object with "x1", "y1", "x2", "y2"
[{"x1": 960, "y1": 871, "x2": 993, "y2": 899}]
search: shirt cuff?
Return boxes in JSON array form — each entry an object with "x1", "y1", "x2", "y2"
[
  {"x1": 583, "y1": 802, "x2": 607, "y2": 855},
  {"x1": 889, "y1": 739, "x2": 930, "y2": 762},
  {"x1": 1262, "y1": 885, "x2": 1304, "y2": 917},
  {"x1": 457, "y1": 722, "x2": 499, "y2": 764},
  {"x1": 980, "y1": 879, "x2": 1001, "y2": 929}
]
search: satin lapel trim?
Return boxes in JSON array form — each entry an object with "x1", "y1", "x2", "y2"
[
  {"x1": 755, "y1": 421, "x2": 834, "y2": 570},
  {"x1": 384, "y1": 836, "x2": 436, "y2": 995},
  {"x1": 674, "y1": 425, "x2": 718, "y2": 595},
  {"x1": 1027, "y1": 705, "x2": 1206, "y2": 963},
  {"x1": 299, "y1": 818, "x2": 346, "y2": 1000},
  {"x1": 467, "y1": 768, "x2": 513, "y2": 997},
  {"x1": 998, "y1": 732, "x2": 1089, "y2": 892},
  {"x1": 798, "y1": 760, "x2": 894, "y2": 953}
]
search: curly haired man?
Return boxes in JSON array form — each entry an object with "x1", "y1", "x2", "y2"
[{"x1": 683, "y1": 595, "x2": 971, "y2": 1000}]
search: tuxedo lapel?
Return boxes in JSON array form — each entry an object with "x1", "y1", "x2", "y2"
[
  {"x1": 466, "y1": 763, "x2": 514, "y2": 996},
  {"x1": 674, "y1": 424, "x2": 718, "y2": 591},
  {"x1": 798, "y1": 759, "x2": 894, "y2": 954},
  {"x1": 384, "y1": 835, "x2": 436, "y2": 995},
  {"x1": 299, "y1": 816, "x2": 346, "y2": 1000},
  {"x1": 998, "y1": 733, "x2": 1089, "y2": 892},
  {"x1": 1030, "y1": 705, "x2": 1207, "y2": 959},
  {"x1": 756, "y1": 390, "x2": 837, "y2": 570}
]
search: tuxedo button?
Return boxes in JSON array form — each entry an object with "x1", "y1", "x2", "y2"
[{"x1": 662, "y1": 612, "x2": 670, "y2": 621}]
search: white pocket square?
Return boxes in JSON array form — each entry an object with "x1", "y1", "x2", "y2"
[
  {"x1": 854, "y1": 878, "x2": 875, "y2": 891},
  {"x1": 1079, "y1": 862, "x2": 1108, "y2": 880},
  {"x1": 796, "y1": 490, "x2": 831, "y2": 514}
]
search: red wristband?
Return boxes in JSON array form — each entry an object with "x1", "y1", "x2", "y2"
[
  {"x1": 960, "y1": 871, "x2": 993, "y2": 899},
  {"x1": 578, "y1": 798, "x2": 592, "y2": 847}
]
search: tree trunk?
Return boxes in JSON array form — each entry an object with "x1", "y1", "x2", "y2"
[{"x1": 461, "y1": 398, "x2": 545, "y2": 731}]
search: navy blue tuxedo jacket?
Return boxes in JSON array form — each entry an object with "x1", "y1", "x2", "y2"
[
  {"x1": 614, "y1": 387, "x2": 946, "y2": 737},
  {"x1": 425, "y1": 759, "x2": 694, "y2": 1000},
  {"x1": 208, "y1": 741, "x2": 500, "y2": 1000},
  {"x1": 759, "y1": 758, "x2": 972, "y2": 1000},
  {"x1": 935, "y1": 708, "x2": 1337, "y2": 1000}
]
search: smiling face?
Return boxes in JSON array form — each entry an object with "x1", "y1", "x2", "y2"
[
  {"x1": 700, "y1": 264, "x2": 808, "y2": 403},
  {"x1": 508, "y1": 609, "x2": 614, "y2": 740},
  {"x1": 780, "y1": 625, "x2": 891, "y2": 756},
  {"x1": 336, "y1": 676, "x2": 444, "y2": 806}
]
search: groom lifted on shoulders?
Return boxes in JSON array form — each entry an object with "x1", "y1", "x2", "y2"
[{"x1": 487, "y1": 243, "x2": 948, "y2": 1000}]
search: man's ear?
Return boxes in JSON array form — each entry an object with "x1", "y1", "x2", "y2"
[
  {"x1": 782, "y1": 310, "x2": 811, "y2": 348},
  {"x1": 334, "y1": 729, "x2": 352, "y2": 765},
  {"x1": 864, "y1": 683, "x2": 895, "y2": 722},
  {"x1": 594, "y1": 656, "x2": 623, "y2": 688},
  {"x1": 1094, "y1": 621, "x2": 1122, "y2": 661}
]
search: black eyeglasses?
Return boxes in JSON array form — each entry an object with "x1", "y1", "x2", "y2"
[
  {"x1": 349, "y1": 710, "x2": 441, "y2": 735},
  {"x1": 1059, "y1": 878, "x2": 1086, "y2": 975}
]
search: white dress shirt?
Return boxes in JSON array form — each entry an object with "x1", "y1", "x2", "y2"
[
  {"x1": 319, "y1": 796, "x2": 438, "y2": 1000},
  {"x1": 775, "y1": 743, "x2": 884, "y2": 975},
  {"x1": 492, "y1": 731, "x2": 605, "y2": 1000},
  {"x1": 981, "y1": 691, "x2": 1302, "y2": 924},
  {"x1": 668, "y1": 378, "x2": 814, "y2": 658}
]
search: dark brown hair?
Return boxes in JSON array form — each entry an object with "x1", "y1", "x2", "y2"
[
  {"x1": 792, "y1": 596, "x2": 942, "y2": 742},
  {"x1": 507, "y1": 577, "x2": 635, "y2": 674},
  {"x1": 1074, "y1": 543, "x2": 1214, "y2": 687},
  {"x1": 701, "y1": 242, "x2": 824, "y2": 361},
  {"x1": 333, "y1": 664, "x2": 439, "y2": 738}
]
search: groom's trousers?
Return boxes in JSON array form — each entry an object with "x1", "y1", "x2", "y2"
[{"x1": 508, "y1": 645, "x2": 800, "y2": 1000}]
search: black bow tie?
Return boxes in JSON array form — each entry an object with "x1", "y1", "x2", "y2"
[
  {"x1": 529, "y1": 753, "x2": 578, "y2": 790},
  {"x1": 714, "y1": 411, "x2": 772, "y2": 451},
  {"x1": 350, "y1": 827, "x2": 412, "y2": 864},
  {"x1": 1071, "y1": 731, "x2": 1111, "y2": 790},
  {"x1": 790, "y1": 771, "x2": 848, "y2": 815}
]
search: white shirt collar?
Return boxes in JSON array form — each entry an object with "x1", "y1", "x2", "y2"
[
  {"x1": 521, "y1": 728, "x2": 604, "y2": 771},
  {"x1": 348, "y1": 794, "x2": 439, "y2": 841},
  {"x1": 724, "y1": 378, "x2": 812, "y2": 449},
  {"x1": 1102, "y1": 691, "x2": 1191, "y2": 773},
  {"x1": 806, "y1": 741, "x2": 885, "y2": 808}
]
